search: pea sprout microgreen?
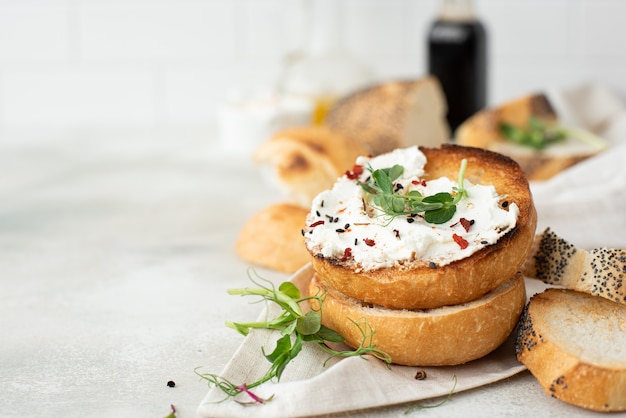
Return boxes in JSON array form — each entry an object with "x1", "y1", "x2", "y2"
[
  {"x1": 196, "y1": 269, "x2": 392, "y2": 404},
  {"x1": 357, "y1": 159, "x2": 468, "y2": 224},
  {"x1": 499, "y1": 116, "x2": 607, "y2": 151},
  {"x1": 404, "y1": 374, "x2": 458, "y2": 414},
  {"x1": 164, "y1": 404, "x2": 177, "y2": 418}
]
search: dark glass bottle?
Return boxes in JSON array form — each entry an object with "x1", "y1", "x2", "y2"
[{"x1": 428, "y1": 0, "x2": 487, "y2": 134}]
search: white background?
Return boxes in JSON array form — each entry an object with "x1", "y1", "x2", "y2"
[{"x1": 1, "y1": 0, "x2": 625, "y2": 140}]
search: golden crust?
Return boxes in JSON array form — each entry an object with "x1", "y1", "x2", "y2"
[
  {"x1": 309, "y1": 272, "x2": 526, "y2": 366},
  {"x1": 253, "y1": 125, "x2": 367, "y2": 206},
  {"x1": 456, "y1": 94, "x2": 557, "y2": 149},
  {"x1": 235, "y1": 203, "x2": 310, "y2": 273},
  {"x1": 516, "y1": 289, "x2": 626, "y2": 412},
  {"x1": 307, "y1": 144, "x2": 537, "y2": 310},
  {"x1": 456, "y1": 93, "x2": 602, "y2": 181}
]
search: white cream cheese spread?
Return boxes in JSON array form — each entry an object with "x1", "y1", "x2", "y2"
[{"x1": 303, "y1": 146, "x2": 519, "y2": 271}]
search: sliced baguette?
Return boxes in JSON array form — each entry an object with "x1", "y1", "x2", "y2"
[
  {"x1": 310, "y1": 272, "x2": 526, "y2": 366},
  {"x1": 325, "y1": 77, "x2": 450, "y2": 156},
  {"x1": 516, "y1": 288, "x2": 626, "y2": 412},
  {"x1": 521, "y1": 227, "x2": 626, "y2": 305}
]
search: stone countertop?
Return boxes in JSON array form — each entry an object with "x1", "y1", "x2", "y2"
[{"x1": 0, "y1": 131, "x2": 620, "y2": 417}]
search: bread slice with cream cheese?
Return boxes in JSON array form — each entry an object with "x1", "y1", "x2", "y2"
[
  {"x1": 304, "y1": 144, "x2": 536, "y2": 310},
  {"x1": 456, "y1": 93, "x2": 608, "y2": 181}
]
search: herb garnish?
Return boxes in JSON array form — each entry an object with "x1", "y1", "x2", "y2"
[
  {"x1": 357, "y1": 159, "x2": 468, "y2": 224},
  {"x1": 196, "y1": 270, "x2": 392, "y2": 404},
  {"x1": 499, "y1": 116, "x2": 607, "y2": 150},
  {"x1": 404, "y1": 375, "x2": 457, "y2": 414}
]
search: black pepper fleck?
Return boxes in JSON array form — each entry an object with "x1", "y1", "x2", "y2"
[{"x1": 414, "y1": 370, "x2": 427, "y2": 380}]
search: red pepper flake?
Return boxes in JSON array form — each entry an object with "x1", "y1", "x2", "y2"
[
  {"x1": 340, "y1": 247, "x2": 352, "y2": 262},
  {"x1": 364, "y1": 238, "x2": 376, "y2": 247},
  {"x1": 459, "y1": 218, "x2": 472, "y2": 233},
  {"x1": 411, "y1": 179, "x2": 427, "y2": 186},
  {"x1": 345, "y1": 164, "x2": 364, "y2": 180},
  {"x1": 309, "y1": 220, "x2": 324, "y2": 228},
  {"x1": 452, "y1": 234, "x2": 469, "y2": 249}
]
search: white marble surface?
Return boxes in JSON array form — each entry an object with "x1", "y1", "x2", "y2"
[{"x1": 0, "y1": 131, "x2": 621, "y2": 418}]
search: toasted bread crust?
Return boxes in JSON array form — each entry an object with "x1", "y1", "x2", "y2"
[
  {"x1": 307, "y1": 144, "x2": 537, "y2": 310},
  {"x1": 253, "y1": 126, "x2": 368, "y2": 206},
  {"x1": 521, "y1": 228, "x2": 626, "y2": 306},
  {"x1": 310, "y1": 272, "x2": 526, "y2": 366},
  {"x1": 516, "y1": 289, "x2": 626, "y2": 412}
]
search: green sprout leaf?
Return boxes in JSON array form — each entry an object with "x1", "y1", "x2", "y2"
[
  {"x1": 372, "y1": 169, "x2": 393, "y2": 194},
  {"x1": 357, "y1": 159, "x2": 468, "y2": 225},
  {"x1": 278, "y1": 281, "x2": 300, "y2": 299},
  {"x1": 196, "y1": 269, "x2": 392, "y2": 404},
  {"x1": 404, "y1": 375, "x2": 458, "y2": 413},
  {"x1": 386, "y1": 164, "x2": 404, "y2": 181},
  {"x1": 296, "y1": 311, "x2": 322, "y2": 335},
  {"x1": 499, "y1": 116, "x2": 608, "y2": 151},
  {"x1": 499, "y1": 116, "x2": 566, "y2": 150},
  {"x1": 313, "y1": 325, "x2": 345, "y2": 343}
]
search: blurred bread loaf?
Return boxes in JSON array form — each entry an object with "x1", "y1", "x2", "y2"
[
  {"x1": 456, "y1": 93, "x2": 607, "y2": 181},
  {"x1": 325, "y1": 77, "x2": 450, "y2": 155},
  {"x1": 254, "y1": 77, "x2": 451, "y2": 207},
  {"x1": 241, "y1": 77, "x2": 451, "y2": 273},
  {"x1": 516, "y1": 288, "x2": 626, "y2": 412},
  {"x1": 253, "y1": 125, "x2": 367, "y2": 207}
]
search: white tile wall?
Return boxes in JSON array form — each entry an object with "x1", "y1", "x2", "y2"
[{"x1": 0, "y1": 0, "x2": 625, "y2": 138}]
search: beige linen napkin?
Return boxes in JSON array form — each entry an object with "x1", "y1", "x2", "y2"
[
  {"x1": 534, "y1": 83, "x2": 626, "y2": 249},
  {"x1": 198, "y1": 83, "x2": 626, "y2": 418},
  {"x1": 197, "y1": 264, "x2": 531, "y2": 418}
]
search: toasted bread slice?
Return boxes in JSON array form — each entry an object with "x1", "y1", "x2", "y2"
[
  {"x1": 516, "y1": 288, "x2": 626, "y2": 411},
  {"x1": 456, "y1": 93, "x2": 607, "y2": 181},
  {"x1": 235, "y1": 202, "x2": 310, "y2": 273},
  {"x1": 521, "y1": 228, "x2": 626, "y2": 305},
  {"x1": 253, "y1": 126, "x2": 367, "y2": 206},
  {"x1": 310, "y1": 272, "x2": 525, "y2": 366},
  {"x1": 325, "y1": 77, "x2": 450, "y2": 156},
  {"x1": 306, "y1": 144, "x2": 537, "y2": 310}
]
